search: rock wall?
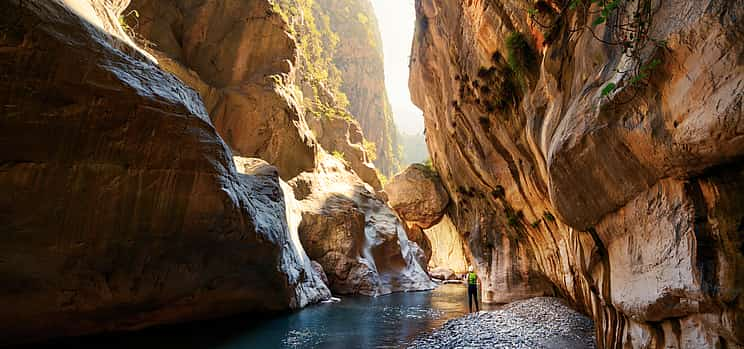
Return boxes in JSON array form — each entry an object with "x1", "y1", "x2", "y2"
[
  {"x1": 127, "y1": 0, "x2": 384, "y2": 190},
  {"x1": 124, "y1": 0, "x2": 434, "y2": 298},
  {"x1": 314, "y1": 0, "x2": 401, "y2": 176},
  {"x1": 127, "y1": 0, "x2": 318, "y2": 179},
  {"x1": 0, "y1": 0, "x2": 330, "y2": 344},
  {"x1": 410, "y1": 0, "x2": 743, "y2": 347},
  {"x1": 424, "y1": 215, "x2": 469, "y2": 275}
]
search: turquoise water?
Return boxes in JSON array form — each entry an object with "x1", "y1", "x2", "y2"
[{"x1": 38, "y1": 284, "x2": 495, "y2": 349}]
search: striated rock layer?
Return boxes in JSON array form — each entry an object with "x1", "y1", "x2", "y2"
[
  {"x1": 0, "y1": 0, "x2": 330, "y2": 345},
  {"x1": 410, "y1": 0, "x2": 743, "y2": 347}
]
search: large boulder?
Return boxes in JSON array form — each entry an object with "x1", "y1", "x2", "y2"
[
  {"x1": 0, "y1": 1, "x2": 328, "y2": 344},
  {"x1": 385, "y1": 164, "x2": 450, "y2": 229},
  {"x1": 290, "y1": 154, "x2": 435, "y2": 296}
]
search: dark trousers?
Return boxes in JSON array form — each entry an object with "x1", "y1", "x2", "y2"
[{"x1": 468, "y1": 284, "x2": 479, "y2": 312}]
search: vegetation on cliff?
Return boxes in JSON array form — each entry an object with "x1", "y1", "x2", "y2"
[{"x1": 271, "y1": 0, "x2": 401, "y2": 176}]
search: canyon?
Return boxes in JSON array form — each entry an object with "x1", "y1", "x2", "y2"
[{"x1": 0, "y1": 0, "x2": 741, "y2": 348}]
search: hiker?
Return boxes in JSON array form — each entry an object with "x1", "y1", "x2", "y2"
[{"x1": 466, "y1": 265, "x2": 479, "y2": 312}]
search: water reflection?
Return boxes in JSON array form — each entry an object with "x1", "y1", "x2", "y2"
[{"x1": 34, "y1": 284, "x2": 499, "y2": 349}]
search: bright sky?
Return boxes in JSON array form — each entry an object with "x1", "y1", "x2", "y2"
[{"x1": 371, "y1": 0, "x2": 424, "y2": 136}]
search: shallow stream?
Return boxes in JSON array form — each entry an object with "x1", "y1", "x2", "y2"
[{"x1": 39, "y1": 284, "x2": 497, "y2": 349}]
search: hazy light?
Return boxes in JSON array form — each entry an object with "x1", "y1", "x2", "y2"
[{"x1": 371, "y1": 0, "x2": 424, "y2": 136}]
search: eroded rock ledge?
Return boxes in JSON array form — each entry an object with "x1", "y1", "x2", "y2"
[{"x1": 410, "y1": 0, "x2": 743, "y2": 347}]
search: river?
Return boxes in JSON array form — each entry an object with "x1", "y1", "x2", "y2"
[{"x1": 36, "y1": 284, "x2": 497, "y2": 349}]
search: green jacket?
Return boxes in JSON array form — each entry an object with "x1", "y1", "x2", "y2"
[{"x1": 467, "y1": 272, "x2": 477, "y2": 285}]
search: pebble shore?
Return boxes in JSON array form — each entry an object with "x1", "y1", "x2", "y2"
[{"x1": 406, "y1": 297, "x2": 596, "y2": 349}]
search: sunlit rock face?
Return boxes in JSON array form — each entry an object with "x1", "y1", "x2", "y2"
[
  {"x1": 306, "y1": 114, "x2": 383, "y2": 191},
  {"x1": 0, "y1": 0, "x2": 329, "y2": 345},
  {"x1": 424, "y1": 215, "x2": 469, "y2": 275},
  {"x1": 314, "y1": 0, "x2": 401, "y2": 176},
  {"x1": 290, "y1": 154, "x2": 435, "y2": 296},
  {"x1": 126, "y1": 0, "x2": 316, "y2": 179},
  {"x1": 410, "y1": 0, "x2": 743, "y2": 347},
  {"x1": 128, "y1": 0, "x2": 388, "y2": 188}
]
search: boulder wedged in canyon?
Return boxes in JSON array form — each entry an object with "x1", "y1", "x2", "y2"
[
  {"x1": 289, "y1": 154, "x2": 435, "y2": 296},
  {"x1": 0, "y1": 0, "x2": 329, "y2": 344},
  {"x1": 386, "y1": 163, "x2": 450, "y2": 229},
  {"x1": 411, "y1": 0, "x2": 743, "y2": 347}
]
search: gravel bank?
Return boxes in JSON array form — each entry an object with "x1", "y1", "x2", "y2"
[{"x1": 406, "y1": 297, "x2": 596, "y2": 349}]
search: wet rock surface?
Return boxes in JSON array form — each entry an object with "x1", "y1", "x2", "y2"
[{"x1": 407, "y1": 297, "x2": 596, "y2": 349}]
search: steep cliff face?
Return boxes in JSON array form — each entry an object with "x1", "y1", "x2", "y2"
[
  {"x1": 127, "y1": 0, "x2": 385, "y2": 189},
  {"x1": 127, "y1": 0, "x2": 318, "y2": 179},
  {"x1": 0, "y1": 0, "x2": 330, "y2": 344},
  {"x1": 314, "y1": 0, "x2": 401, "y2": 176},
  {"x1": 411, "y1": 0, "x2": 743, "y2": 347}
]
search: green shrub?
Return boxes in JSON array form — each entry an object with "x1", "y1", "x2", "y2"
[
  {"x1": 543, "y1": 211, "x2": 555, "y2": 221},
  {"x1": 505, "y1": 31, "x2": 535, "y2": 84},
  {"x1": 331, "y1": 150, "x2": 346, "y2": 164},
  {"x1": 363, "y1": 140, "x2": 377, "y2": 162}
]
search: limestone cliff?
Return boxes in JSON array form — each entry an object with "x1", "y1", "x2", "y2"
[
  {"x1": 0, "y1": 0, "x2": 329, "y2": 344},
  {"x1": 411, "y1": 0, "x2": 743, "y2": 347},
  {"x1": 314, "y1": 0, "x2": 401, "y2": 176}
]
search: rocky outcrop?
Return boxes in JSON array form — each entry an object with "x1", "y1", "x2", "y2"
[
  {"x1": 411, "y1": 0, "x2": 743, "y2": 347},
  {"x1": 386, "y1": 164, "x2": 450, "y2": 229},
  {"x1": 306, "y1": 114, "x2": 382, "y2": 190},
  {"x1": 0, "y1": 0, "x2": 329, "y2": 345},
  {"x1": 127, "y1": 0, "x2": 316, "y2": 179},
  {"x1": 290, "y1": 154, "x2": 435, "y2": 296},
  {"x1": 128, "y1": 0, "x2": 389, "y2": 189},
  {"x1": 314, "y1": 0, "x2": 400, "y2": 176}
]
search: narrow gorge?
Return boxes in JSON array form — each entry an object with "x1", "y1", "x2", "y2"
[{"x1": 0, "y1": 0, "x2": 742, "y2": 348}]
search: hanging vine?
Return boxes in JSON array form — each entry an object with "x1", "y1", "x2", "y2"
[{"x1": 528, "y1": 0, "x2": 668, "y2": 105}]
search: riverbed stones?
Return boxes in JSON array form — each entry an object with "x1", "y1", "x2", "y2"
[{"x1": 407, "y1": 297, "x2": 596, "y2": 349}]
